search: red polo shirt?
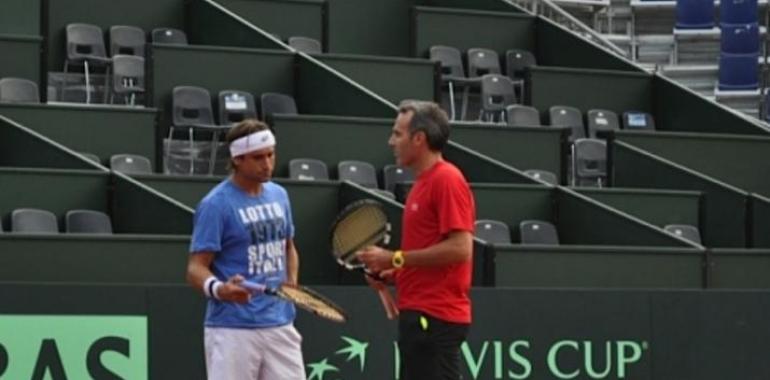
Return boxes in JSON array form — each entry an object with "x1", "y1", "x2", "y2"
[{"x1": 395, "y1": 160, "x2": 475, "y2": 323}]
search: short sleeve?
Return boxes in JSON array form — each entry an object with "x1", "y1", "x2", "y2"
[
  {"x1": 190, "y1": 198, "x2": 225, "y2": 254},
  {"x1": 436, "y1": 170, "x2": 475, "y2": 236}
]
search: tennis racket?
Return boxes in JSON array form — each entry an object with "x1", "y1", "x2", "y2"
[
  {"x1": 240, "y1": 281, "x2": 348, "y2": 323},
  {"x1": 330, "y1": 199, "x2": 399, "y2": 320}
]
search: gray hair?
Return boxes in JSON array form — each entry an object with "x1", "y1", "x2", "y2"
[{"x1": 398, "y1": 100, "x2": 450, "y2": 151}]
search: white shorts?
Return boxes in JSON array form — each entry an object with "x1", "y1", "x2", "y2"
[{"x1": 204, "y1": 324, "x2": 305, "y2": 380}]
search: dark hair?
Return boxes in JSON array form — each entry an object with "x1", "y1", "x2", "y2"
[
  {"x1": 398, "y1": 100, "x2": 450, "y2": 151},
  {"x1": 226, "y1": 119, "x2": 271, "y2": 171}
]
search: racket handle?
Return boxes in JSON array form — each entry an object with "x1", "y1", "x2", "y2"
[
  {"x1": 240, "y1": 280, "x2": 267, "y2": 294},
  {"x1": 377, "y1": 288, "x2": 399, "y2": 320}
]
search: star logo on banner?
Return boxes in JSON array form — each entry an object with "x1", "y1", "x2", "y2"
[
  {"x1": 335, "y1": 336, "x2": 369, "y2": 372},
  {"x1": 307, "y1": 358, "x2": 339, "y2": 380}
]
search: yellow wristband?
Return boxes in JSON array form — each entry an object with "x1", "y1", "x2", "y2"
[{"x1": 392, "y1": 250, "x2": 405, "y2": 269}]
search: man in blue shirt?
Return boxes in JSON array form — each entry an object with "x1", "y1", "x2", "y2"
[{"x1": 186, "y1": 119, "x2": 304, "y2": 379}]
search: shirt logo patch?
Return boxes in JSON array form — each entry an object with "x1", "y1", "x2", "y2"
[{"x1": 411, "y1": 203, "x2": 419, "y2": 211}]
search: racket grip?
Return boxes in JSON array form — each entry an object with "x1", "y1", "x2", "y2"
[
  {"x1": 377, "y1": 288, "x2": 399, "y2": 320},
  {"x1": 240, "y1": 280, "x2": 267, "y2": 294}
]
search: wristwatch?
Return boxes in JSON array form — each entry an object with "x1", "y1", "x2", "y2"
[{"x1": 392, "y1": 250, "x2": 405, "y2": 269}]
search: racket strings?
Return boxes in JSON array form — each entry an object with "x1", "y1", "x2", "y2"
[
  {"x1": 278, "y1": 286, "x2": 346, "y2": 323},
  {"x1": 332, "y1": 206, "x2": 388, "y2": 259}
]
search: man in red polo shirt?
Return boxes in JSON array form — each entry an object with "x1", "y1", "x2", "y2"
[{"x1": 357, "y1": 100, "x2": 475, "y2": 380}]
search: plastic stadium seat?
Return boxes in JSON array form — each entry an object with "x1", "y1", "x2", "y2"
[
  {"x1": 110, "y1": 154, "x2": 153, "y2": 174},
  {"x1": 152, "y1": 28, "x2": 188, "y2": 44},
  {"x1": 260, "y1": 92, "x2": 298, "y2": 124},
  {"x1": 288, "y1": 36, "x2": 322, "y2": 54},
  {"x1": 382, "y1": 165, "x2": 415, "y2": 192},
  {"x1": 519, "y1": 220, "x2": 559, "y2": 245},
  {"x1": 622, "y1": 111, "x2": 656, "y2": 131},
  {"x1": 64, "y1": 23, "x2": 112, "y2": 104},
  {"x1": 475, "y1": 219, "x2": 511, "y2": 244},
  {"x1": 675, "y1": 0, "x2": 715, "y2": 29},
  {"x1": 524, "y1": 169, "x2": 558, "y2": 185},
  {"x1": 218, "y1": 90, "x2": 258, "y2": 124},
  {"x1": 587, "y1": 109, "x2": 620, "y2": 138},
  {"x1": 479, "y1": 74, "x2": 516, "y2": 122},
  {"x1": 664, "y1": 224, "x2": 702, "y2": 244},
  {"x1": 720, "y1": 23, "x2": 760, "y2": 55},
  {"x1": 549, "y1": 105, "x2": 586, "y2": 141},
  {"x1": 505, "y1": 49, "x2": 535, "y2": 98},
  {"x1": 506, "y1": 105, "x2": 541, "y2": 127},
  {"x1": 66, "y1": 209, "x2": 113, "y2": 234},
  {"x1": 467, "y1": 48, "x2": 501, "y2": 78},
  {"x1": 430, "y1": 45, "x2": 472, "y2": 120},
  {"x1": 289, "y1": 158, "x2": 329, "y2": 181},
  {"x1": 168, "y1": 86, "x2": 226, "y2": 175},
  {"x1": 110, "y1": 25, "x2": 146, "y2": 57},
  {"x1": 573, "y1": 138, "x2": 607, "y2": 187},
  {"x1": 720, "y1": 0, "x2": 758, "y2": 24},
  {"x1": 338, "y1": 160, "x2": 378, "y2": 188},
  {"x1": 111, "y1": 55, "x2": 145, "y2": 105},
  {"x1": 0, "y1": 78, "x2": 39, "y2": 103},
  {"x1": 12, "y1": 208, "x2": 58, "y2": 234},
  {"x1": 718, "y1": 52, "x2": 759, "y2": 90}
]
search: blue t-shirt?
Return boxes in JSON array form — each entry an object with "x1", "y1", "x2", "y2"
[{"x1": 190, "y1": 179, "x2": 296, "y2": 328}]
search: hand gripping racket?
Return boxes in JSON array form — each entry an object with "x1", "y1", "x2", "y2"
[
  {"x1": 240, "y1": 281, "x2": 348, "y2": 323},
  {"x1": 330, "y1": 199, "x2": 399, "y2": 320}
]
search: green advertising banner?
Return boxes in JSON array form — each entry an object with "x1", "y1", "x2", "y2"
[{"x1": 0, "y1": 315, "x2": 147, "y2": 380}]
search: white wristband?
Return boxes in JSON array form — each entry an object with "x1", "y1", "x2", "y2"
[
  {"x1": 203, "y1": 276, "x2": 219, "y2": 298},
  {"x1": 212, "y1": 281, "x2": 224, "y2": 300}
]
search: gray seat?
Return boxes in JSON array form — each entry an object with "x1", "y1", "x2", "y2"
[
  {"x1": 475, "y1": 219, "x2": 511, "y2": 244},
  {"x1": 66, "y1": 209, "x2": 113, "y2": 234},
  {"x1": 587, "y1": 109, "x2": 620, "y2": 138},
  {"x1": 12, "y1": 208, "x2": 58, "y2": 234},
  {"x1": 260, "y1": 92, "x2": 297, "y2": 125},
  {"x1": 467, "y1": 48, "x2": 501, "y2": 77},
  {"x1": 151, "y1": 28, "x2": 188, "y2": 44},
  {"x1": 549, "y1": 106, "x2": 586, "y2": 142},
  {"x1": 519, "y1": 220, "x2": 559, "y2": 245},
  {"x1": 382, "y1": 165, "x2": 414, "y2": 193},
  {"x1": 289, "y1": 158, "x2": 329, "y2": 181},
  {"x1": 524, "y1": 169, "x2": 558, "y2": 185},
  {"x1": 0, "y1": 78, "x2": 39, "y2": 103},
  {"x1": 111, "y1": 55, "x2": 145, "y2": 105},
  {"x1": 111, "y1": 153, "x2": 152, "y2": 174},
  {"x1": 168, "y1": 86, "x2": 225, "y2": 175},
  {"x1": 506, "y1": 105, "x2": 540, "y2": 127},
  {"x1": 622, "y1": 111, "x2": 656, "y2": 131},
  {"x1": 430, "y1": 45, "x2": 472, "y2": 120},
  {"x1": 664, "y1": 224, "x2": 702, "y2": 244},
  {"x1": 64, "y1": 23, "x2": 112, "y2": 104},
  {"x1": 479, "y1": 74, "x2": 515, "y2": 122},
  {"x1": 505, "y1": 49, "x2": 536, "y2": 99},
  {"x1": 288, "y1": 36, "x2": 322, "y2": 54},
  {"x1": 573, "y1": 138, "x2": 607, "y2": 187},
  {"x1": 110, "y1": 25, "x2": 146, "y2": 57},
  {"x1": 338, "y1": 160, "x2": 378, "y2": 188},
  {"x1": 219, "y1": 90, "x2": 258, "y2": 125}
]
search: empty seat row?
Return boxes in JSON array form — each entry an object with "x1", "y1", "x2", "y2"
[
  {"x1": 288, "y1": 158, "x2": 414, "y2": 192},
  {"x1": 81, "y1": 153, "x2": 153, "y2": 175},
  {"x1": 475, "y1": 219, "x2": 560, "y2": 245},
  {"x1": 507, "y1": 105, "x2": 656, "y2": 137},
  {"x1": 1, "y1": 209, "x2": 112, "y2": 234}
]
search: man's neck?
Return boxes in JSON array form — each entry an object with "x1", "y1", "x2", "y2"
[
  {"x1": 231, "y1": 173, "x2": 264, "y2": 196},
  {"x1": 411, "y1": 151, "x2": 442, "y2": 176}
]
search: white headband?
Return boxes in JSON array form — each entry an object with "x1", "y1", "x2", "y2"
[{"x1": 229, "y1": 130, "x2": 276, "y2": 157}]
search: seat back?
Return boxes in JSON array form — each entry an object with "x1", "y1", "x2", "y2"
[
  {"x1": 519, "y1": 220, "x2": 559, "y2": 244},
  {"x1": 66, "y1": 209, "x2": 113, "y2": 234},
  {"x1": 12, "y1": 208, "x2": 59, "y2": 233},
  {"x1": 586, "y1": 109, "x2": 620, "y2": 137},
  {"x1": 338, "y1": 160, "x2": 378, "y2": 188},
  {"x1": 112, "y1": 55, "x2": 145, "y2": 94},
  {"x1": 524, "y1": 169, "x2": 558, "y2": 185},
  {"x1": 173, "y1": 86, "x2": 215, "y2": 126},
  {"x1": 66, "y1": 23, "x2": 108, "y2": 61},
  {"x1": 110, "y1": 25, "x2": 146, "y2": 57},
  {"x1": 0, "y1": 78, "x2": 39, "y2": 103},
  {"x1": 475, "y1": 219, "x2": 511, "y2": 244},
  {"x1": 505, "y1": 49, "x2": 536, "y2": 79},
  {"x1": 675, "y1": 0, "x2": 715, "y2": 29},
  {"x1": 382, "y1": 165, "x2": 415, "y2": 192},
  {"x1": 506, "y1": 105, "x2": 540, "y2": 126},
  {"x1": 550, "y1": 105, "x2": 585, "y2": 141},
  {"x1": 467, "y1": 48, "x2": 501, "y2": 77},
  {"x1": 721, "y1": 23, "x2": 760, "y2": 54},
  {"x1": 574, "y1": 138, "x2": 607, "y2": 186},
  {"x1": 430, "y1": 45, "x2": 465, "y2": 79},
  {"x1": 151, "y1": 28, "x2": 188, "y2": 44},
  {"x1": 289, "y1": 158, "x2": 329, "y2": 181},
  {"x1": 718, "y1": 52, "x2": 760, "y2": 91},
  {"x1": 110, "y1": 154, "x2": 153, "y2": 174},
  {"x1": 720, "y1": 0, "x2": 758, "y2": 24},
  {"x1": 288, "y1": 36, "x2": 322, "y2": 53},
  {"x1": 664, "y1": 224, "x2": 702, "y2": 244},
  {"x1": 219, "y1": 90, "x2": 258, "y2": 125},
  {"x1": 622, "y1": 111, "x2": 656, "y2": 131},
  {"x1": 480, "y1": 74, "x2": 515, "y2": 113},
  {"x1": 260, "y1": 92, "x2": 298, "y2": 122}
]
